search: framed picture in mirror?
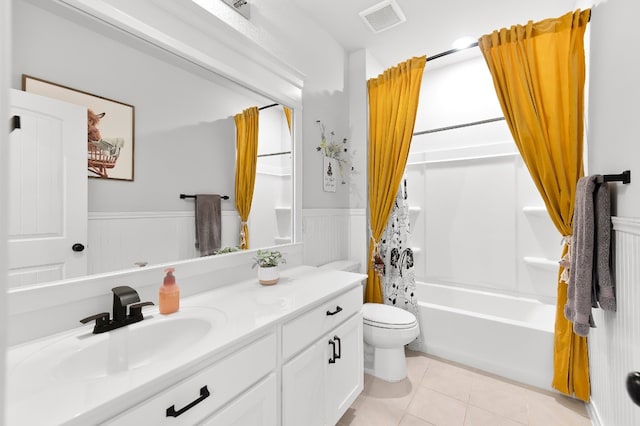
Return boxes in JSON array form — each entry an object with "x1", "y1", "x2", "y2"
[{"x1": 22, "y1": 74, "x2": 135, "y2": 181}]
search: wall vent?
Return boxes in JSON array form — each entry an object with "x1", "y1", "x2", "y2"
[{"x1": 359, "y1": 0, "x2": 406, "y2": 34}]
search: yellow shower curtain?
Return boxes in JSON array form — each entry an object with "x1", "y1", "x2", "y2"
[
  {"x1": 234, "y1": 106, "x2": 259, "y2": 250},
  {"x1": 366, "y1": 56, "x2": 426, "y2": 304},
  {"x1": 283, "y1": 106, "x2": 292, "y2": 133},
  {"x1": 479, "y1": 9, "x2": 591, "y2": 401}
]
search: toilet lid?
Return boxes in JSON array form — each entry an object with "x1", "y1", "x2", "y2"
[{"x1": 362, "y1": 303, "x2": 417, "y2": 329}]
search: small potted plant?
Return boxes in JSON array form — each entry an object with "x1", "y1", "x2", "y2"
[{"x1": 252, "y1": 249, "x2": 286, "y2": 285}]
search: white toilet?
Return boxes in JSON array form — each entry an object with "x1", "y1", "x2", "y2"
[{"x1": 362, "y1": 303, "x2": 420, "y2": 382}]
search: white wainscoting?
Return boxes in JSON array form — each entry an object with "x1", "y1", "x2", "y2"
[
  {"x1": 302, "y1": 209, "x2": 366, "y2": 271},
  {"x1": 588, "y1": 217, "x2": 640, "y2": 426},
  {"x1": 88, "y1": 211, "x2": 239, "y2": 275},
  {"x1": 90, "y1": 209, "x2": 367, "y2": 277}
]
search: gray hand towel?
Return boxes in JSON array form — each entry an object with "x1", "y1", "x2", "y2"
[
  {"x1": 565, "y1": 176, "x2": 598, "y2": 336},
  {"x1": 195, "y1": 194, "x2": 221, "y2": 256}
]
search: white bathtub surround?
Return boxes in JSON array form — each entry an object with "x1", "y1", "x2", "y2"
[
  {"x1": 379, "y1": 187, "x2": 422, "y2": 350},
  {"x1": 414, "y1": 282, "x2": 555, "y2": 390}
]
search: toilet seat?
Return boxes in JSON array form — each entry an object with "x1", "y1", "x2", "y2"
[{"x1": 362, "y1": 303, "x2": 417, "y2": 330}]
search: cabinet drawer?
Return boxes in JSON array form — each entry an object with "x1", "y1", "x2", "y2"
[
  {"x1": 282, "y1": 286, "x2": 361, "y2": 360},
  {"x1": 200, "y1": 373, "x2": 277, "y2": 425},
  {"x1": 106, "y1": 332, "x2": 276, "y2": 425}
]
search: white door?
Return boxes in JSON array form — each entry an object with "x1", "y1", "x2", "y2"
[{"x1": 8, "y1": 89, "x2": 87, "y2": 287}]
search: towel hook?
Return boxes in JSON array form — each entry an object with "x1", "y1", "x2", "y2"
[{"x1": 598, "y1": 170, "x2": 631, "y2": 184}]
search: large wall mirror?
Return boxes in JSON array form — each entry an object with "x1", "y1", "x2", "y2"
[{"x1": 9, "y1": 0, "x2": 296, "y2": 287}]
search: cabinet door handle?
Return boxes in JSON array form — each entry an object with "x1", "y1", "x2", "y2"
[
  {"x1": 11, "y1": 115, "x2": 21, "y2": 132},
  {"x1": 166, "y1": 385, "x2": 210, "y2": 418},
  {"x1": 328, "y1": 339, "x2": 336, "y2": 364},
  {"x1": 326, "y1": 306, "x2": 343, "y2": 316},
  {"x1": 333, "y1": 335, "x2": 341, "y2": 359}
]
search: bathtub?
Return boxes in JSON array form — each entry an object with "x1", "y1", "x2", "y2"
[{"x1": 415, "y1": 282, "x2": 556, "y2": 390}]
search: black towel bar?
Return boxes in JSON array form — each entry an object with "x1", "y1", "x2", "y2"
[
  {"x1": 597, "y1": 170, "x2": 631, "y2": 184},
  {"x1": 180, "y1": 194, "x2": 229, "y2": 200}
]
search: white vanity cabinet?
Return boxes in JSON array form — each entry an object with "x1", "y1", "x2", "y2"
[
  {"x1": 104, "y1": 333, "x2": 277, "y2": 425},
  {"x1": 282, "y1": 286, "x2": 364, "y2": 426},
  {"x1": 7, "y1": 266, "x2": 365, "y2": 426}
]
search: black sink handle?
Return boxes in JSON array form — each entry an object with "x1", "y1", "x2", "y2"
[
  {"x1": 79, "y1": 312, "x2": 110, "y2": 334},
  {"x1": 129, "y1": 301, "x2": 154, "y2": 319}
]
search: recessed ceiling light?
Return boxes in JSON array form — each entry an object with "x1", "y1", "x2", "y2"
[{"x1": 452, "y1": 36, "x2": 477, "y2": 50}]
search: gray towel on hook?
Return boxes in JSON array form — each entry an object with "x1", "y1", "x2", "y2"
[
  {"x1": 565, "y1": 175, "x2": 615, "y2": 337},
  {"x1": 195, "y1": 194, "x2": 221, "y2": 256}
]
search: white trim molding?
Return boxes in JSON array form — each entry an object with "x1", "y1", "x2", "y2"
[{"x1": 612, "y1": 216, "x2": 640, "y2": 236}]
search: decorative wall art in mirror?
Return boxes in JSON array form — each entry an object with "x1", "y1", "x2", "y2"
[{"x1": 23, "y1": 75, "x2": 135, "y2": 181}]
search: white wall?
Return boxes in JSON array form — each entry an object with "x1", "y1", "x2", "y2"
[
  {"x1": 587, "y1": 0, "x2": 640, "y2": 217},
  {"x1": 0, "y1": 0, "x2": 10, "y2": 422},
  {"x1": 580, "y1": 0, "x2": 640, "y2": 423}
]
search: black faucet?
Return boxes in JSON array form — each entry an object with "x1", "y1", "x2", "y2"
[{"x1": 80, "y1": 286, "x2": 154, "y2": 334}]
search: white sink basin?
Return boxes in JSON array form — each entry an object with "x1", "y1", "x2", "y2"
[
  {"x1": 57, "y1": 315, "x2": 214, "y2": 379},
  {"x1": 9, "y1": 307, "x2": 227, "y2": 395}
]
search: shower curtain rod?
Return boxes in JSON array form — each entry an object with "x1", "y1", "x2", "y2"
[
  {"x1": 426, "y1": 42, "x2": 479, "y2": 62},
  {"x1": 413, "y1": 116, "x2": 505, "y2": 136},
  {"x1": 425, "y1": 12, "x2": 591, "y2": 62},
  {"x1": 259, "y1": 103, "x2": 279, "y2": 110},
  {"x1": 258, "y1": 150, "x2": 291, "y2": 158}
]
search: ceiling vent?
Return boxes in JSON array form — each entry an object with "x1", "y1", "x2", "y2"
[
  {"x1": 222, "y1": 0, "x2": 250, "y2": 19},
  {"x1": 359, "y1": 0, "x2": 406, "y2": 34}
]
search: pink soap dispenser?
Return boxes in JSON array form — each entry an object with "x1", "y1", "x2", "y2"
[{"x1": 159, "y1": 267, "x2": 180, "y2": 314}]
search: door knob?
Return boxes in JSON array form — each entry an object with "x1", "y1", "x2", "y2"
[
  {"x1": 627, "y1": 372, "x2": 640, "y2": 406},
  {"x1": 72, "y1": 243, "x2": 85, "y2": 252}
]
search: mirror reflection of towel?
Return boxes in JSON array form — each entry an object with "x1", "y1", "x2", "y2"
[{"x1": 195, "y1": 194, "x2": 221, "y2": 256}]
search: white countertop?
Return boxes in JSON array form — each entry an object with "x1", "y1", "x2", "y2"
[{"x1": 6, "y1": 265, "x2": 366, "y2": 425}]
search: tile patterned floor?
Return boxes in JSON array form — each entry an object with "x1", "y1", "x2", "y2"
[{"x1": 338, "y1": 350, "x2": 592, "y2": 426}]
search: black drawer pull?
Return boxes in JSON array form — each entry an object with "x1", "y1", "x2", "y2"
[
  {"x1": 333, "y1": 335, "x2": 341, "y2": 359},
  {"x1": 326, "y1": 306, "x2": 343, "y2": 316},
  {"x1": 166, "y1": 385, "x2": 210, "y2": 417}
]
